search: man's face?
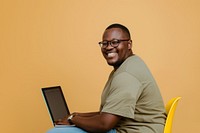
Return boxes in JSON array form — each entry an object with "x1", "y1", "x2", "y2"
[{"x1": 101, "y1": 28, "x2": 132, "y2": 69}]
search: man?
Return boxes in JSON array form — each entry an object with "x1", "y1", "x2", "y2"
[{"x1": 47, "y1": 24, "x2": 166, "y2": 133}]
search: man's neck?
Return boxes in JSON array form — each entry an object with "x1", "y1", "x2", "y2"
[{"x1": 113, "y1": 53, "x2": 135, "y2": 71}]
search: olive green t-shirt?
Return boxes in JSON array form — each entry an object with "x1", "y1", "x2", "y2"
[{"x1": 100, "y1": 55, "x2": 166, "y2": 133}]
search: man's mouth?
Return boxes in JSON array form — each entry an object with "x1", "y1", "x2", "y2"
[{"x1": 107, "y1": 52, "x2": 117, "y2": 58}]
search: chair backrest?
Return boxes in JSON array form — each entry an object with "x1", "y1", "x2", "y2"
[{"x1": 164, "y1": 97, "x2": 181, "y2": 133}]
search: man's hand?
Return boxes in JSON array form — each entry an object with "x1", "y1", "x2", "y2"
[{"x1": 54, "y1": 116, "x2": 71, "y2": 125}]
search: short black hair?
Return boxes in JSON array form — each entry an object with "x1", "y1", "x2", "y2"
[{"x1": 105, "y1": 23, "x2": 131, "y2": 39}]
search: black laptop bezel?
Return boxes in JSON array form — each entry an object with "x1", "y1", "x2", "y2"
[{"x1": 41, "y1": 86, "x2": 70, "y2": 125}]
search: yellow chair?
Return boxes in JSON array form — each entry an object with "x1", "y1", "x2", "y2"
[{"x1": 164, "y1": 97, "x2": 181, "y2": 133}]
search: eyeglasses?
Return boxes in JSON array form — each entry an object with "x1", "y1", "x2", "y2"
[{"x1": 98, "y1": 39, "x2": 130, "y2": 48}]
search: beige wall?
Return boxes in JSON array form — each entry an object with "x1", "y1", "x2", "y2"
[{"x1": 1, "y1": 0, "x2": 200, "y2": 132}]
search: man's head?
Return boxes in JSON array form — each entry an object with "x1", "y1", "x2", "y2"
[{"x1": 99, "y1": 23, "x2": 133, "y2": 70}]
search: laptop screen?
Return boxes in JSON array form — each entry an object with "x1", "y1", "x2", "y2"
[{"x1": 42, "y1": 86, "x2": 70, "y2": 124}]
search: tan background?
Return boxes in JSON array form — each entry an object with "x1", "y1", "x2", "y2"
[{"x1": 0, "y1": 0, "x2": 199, "y2": 132}]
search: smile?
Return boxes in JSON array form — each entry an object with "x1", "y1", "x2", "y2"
[{"x1": 107, "y1": 52, "x2": 117, "y2": 58}]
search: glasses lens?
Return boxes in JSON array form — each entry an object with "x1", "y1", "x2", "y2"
[
  {"x1": 111, "y1": 40, "x2": 120, "y2": 47},
  {"x1": 99, "y1": 41, "x2": 108, "y2": 48}
]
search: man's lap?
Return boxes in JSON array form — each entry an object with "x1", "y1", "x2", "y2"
[{"x1": 47, "y1": 126, "x2": 116, "y2": 133}]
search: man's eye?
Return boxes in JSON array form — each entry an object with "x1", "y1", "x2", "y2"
[{"x1": 112, "y1": 40, "x2": 119, "y2": 44}]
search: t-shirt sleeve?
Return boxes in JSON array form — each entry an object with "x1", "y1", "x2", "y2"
[{"x1": 101, "y1": 72, "x2": 142, "y2": 119}]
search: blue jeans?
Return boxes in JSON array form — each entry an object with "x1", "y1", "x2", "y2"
[{"x1": 47, "y1": 126, "x2": 116, "y2": 133}]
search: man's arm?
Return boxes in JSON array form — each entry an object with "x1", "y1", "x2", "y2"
[
  {"x1": 72, "y1": 112, "x2": 121, "y2": 133},
  {"x1": 73, "y1": 111, "x2": 100, "y2": 117},
  {"x1": 57, "y1": 112, "x2": 121, "y2": 133}
]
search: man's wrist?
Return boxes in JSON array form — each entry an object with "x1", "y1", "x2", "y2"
[{"x1": 67, "y1": 114, "x2": 74, "y2": 125}]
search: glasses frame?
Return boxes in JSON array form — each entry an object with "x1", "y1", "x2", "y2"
[{"x1": 98, "y1": 39, "x2": 130, "y2": 48}]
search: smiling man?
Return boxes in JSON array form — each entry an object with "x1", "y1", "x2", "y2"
[
  {"x1": 100, "y1": 25, "x2": 132, "y2": 70},
  {"x1": 47, "y1": 24, "x2": 166, "y2": 133}
]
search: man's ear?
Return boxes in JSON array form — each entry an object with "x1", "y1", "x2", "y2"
[{"x1": 128, "y1": 40, "x2": 132, "y2": 49}]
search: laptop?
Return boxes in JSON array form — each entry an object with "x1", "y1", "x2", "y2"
[{"x1": 41, "y1": 86, "x2": 71, "y2": 127}]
